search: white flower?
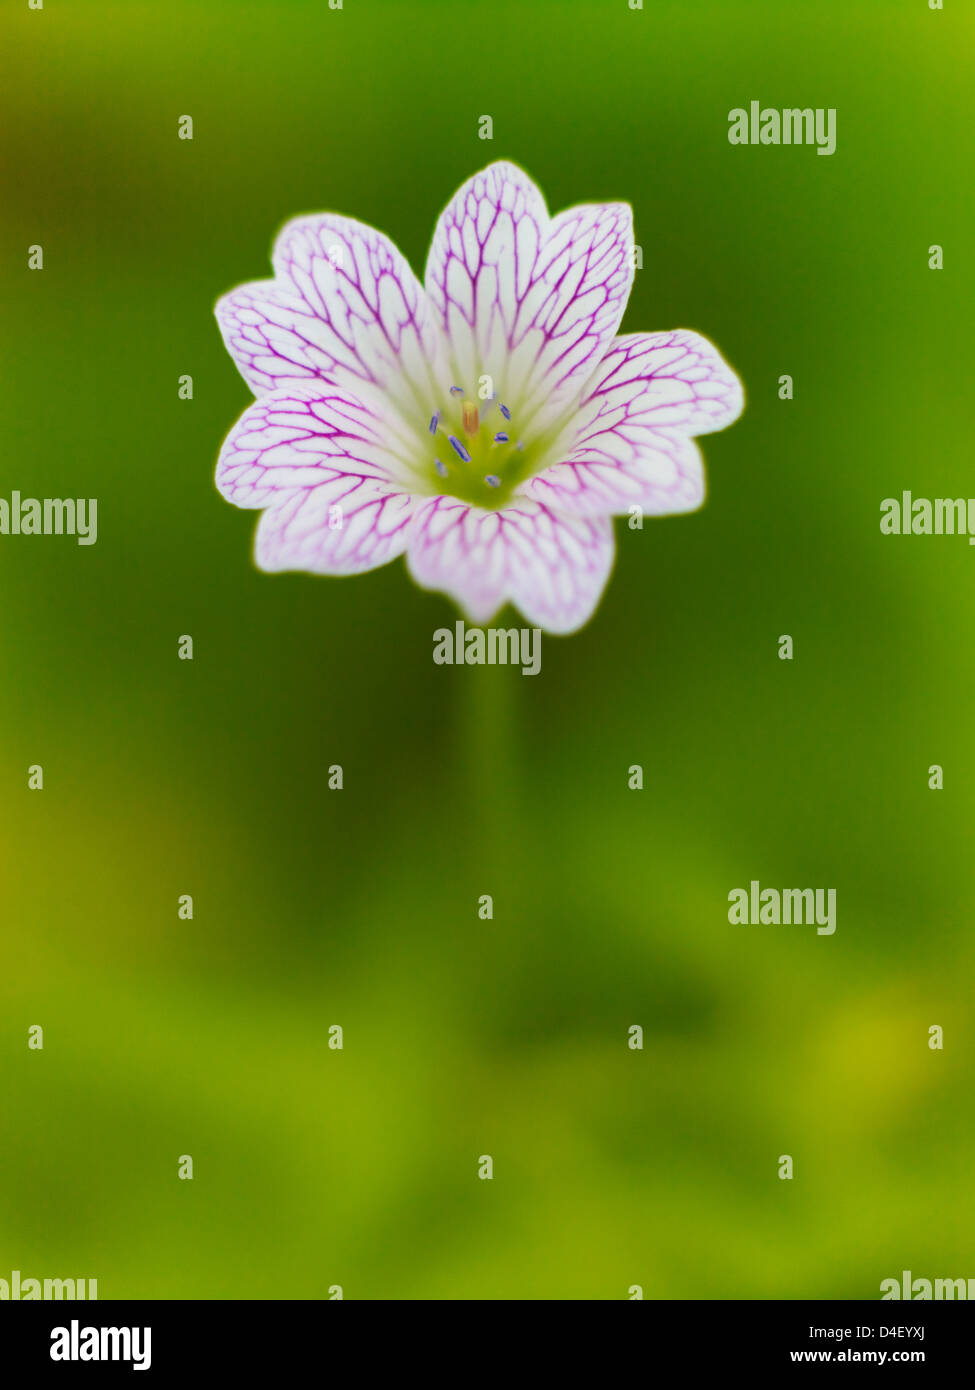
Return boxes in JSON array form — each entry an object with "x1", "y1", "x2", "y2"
[{"x1": 215, "y1": 161, "x2": 743, "y2": 633}]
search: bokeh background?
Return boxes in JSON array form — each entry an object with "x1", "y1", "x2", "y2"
[{"x1": 2, "y1": 0, "x2": 973, "y2": 1299}]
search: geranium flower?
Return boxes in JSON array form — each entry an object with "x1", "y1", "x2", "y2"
[{"x1": 215, "y1": 161, "x2": 742, "y2": 632}]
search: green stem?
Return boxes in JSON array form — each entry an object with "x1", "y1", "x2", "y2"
[{"x1": 462, "y1": 653, "x2": 519, "y2": 855}]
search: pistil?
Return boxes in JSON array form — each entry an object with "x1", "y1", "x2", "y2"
[{"x1": 424, "y1": 382, "x2": 527, "y2": 505}]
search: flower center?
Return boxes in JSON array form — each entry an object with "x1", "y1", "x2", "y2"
[{"x1": 424, "y1": 385, "x2": 532, "y2": 508}]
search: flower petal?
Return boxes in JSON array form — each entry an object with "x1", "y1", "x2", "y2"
[
  {"x1": 216, "y1": 387, "x2": 420, "y2": 508},
  {"x1": 255, "y1": 477, "x2": 416, "y2": 576},
  {"x1": 217, "y1": 215, "x2": 443, "y2": 415},
  {"x1": 583, "y1": 330, "x2": 745, "y2": 436},
  {"x1": 216, "y1": 388, "x2": 418, "y2": 575},
  {"x1": 524, "y1": 431, "x2": 706, "y2": 518},
  {"x1": 406, "y1": 495, "x2": 614, "y2": 633},
  {"x1": 424, "y1": 161, "x2": 634, "y2": 431},
  {"x1": 215, "y1": 279, "x2": 327, "y2": 398},
  {"x1": 523, "y1": 330, "x2": 742, "y2": 517}
]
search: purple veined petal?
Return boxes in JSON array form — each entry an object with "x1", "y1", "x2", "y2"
[
  {"x1": 216, "y1": 387, "x2": 417, "y2": 509},
  {"x1": 255, "y1": 475, "x2": 417, "y2": 576},
  {"x1": 522, "y1": 330, "x2": 743, "y2": 518},
  {"x1": 424, "y1": 162, "x2": 548, "y2": 390},
  {"x1": 215, "y1": 279, "x2": 336, "y2": 398},
  {"x1": 405, "y1": 494, "x2": 615, "y2": 634},
  {"x1": 505, "y1": 201, "x2": 635, "y2": 432},
  {"x1": 523, "y1": 428, "x2": 706, "y2": 518},
  {"x1": 216, "y1": 214, "x2": 446, "y2": 411},
  {"x1": 579, "y1": 330, "x2": 745, "y2": 438},
  {"x1": 424, "y1": 161, "x2": 634, "y2": 433}
]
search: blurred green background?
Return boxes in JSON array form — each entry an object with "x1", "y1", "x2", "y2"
[{"x1": 2, "y1": 0, "x2": 973, "y2": 1299}]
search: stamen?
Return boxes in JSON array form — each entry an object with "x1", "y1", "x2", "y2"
[{"x1": 430, "y1": 383, "x2": 520, "y2": 497}]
